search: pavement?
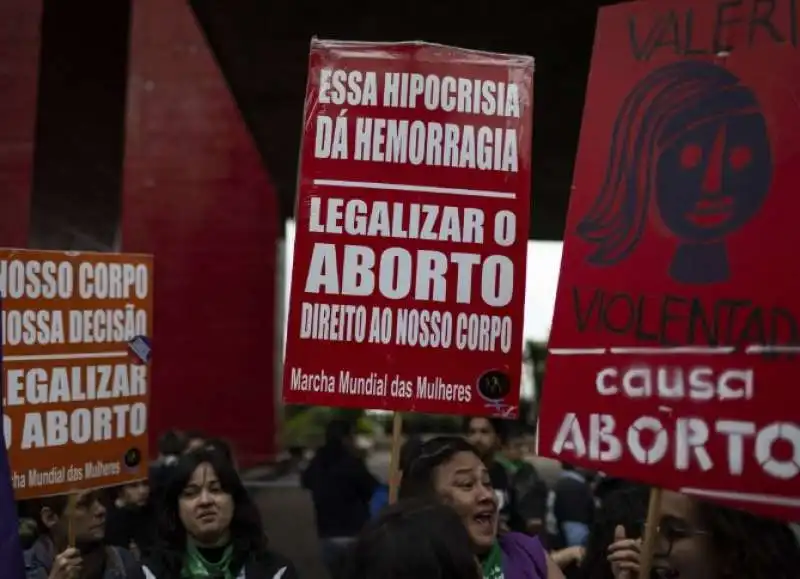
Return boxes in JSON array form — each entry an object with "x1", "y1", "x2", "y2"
[{"x1": 245, "y1": 450, "x2": 563, "y2": 579}]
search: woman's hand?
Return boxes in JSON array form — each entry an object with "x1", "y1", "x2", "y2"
[
  {"x1": 551, "y1": 546, "x2": 586, "y2": 568},
  {"x1": 608, "y1": 525, "x2": 641, "y2": 579},
  {"x1": 48, "y1": 547, "x2": 82, "y2": 579}
]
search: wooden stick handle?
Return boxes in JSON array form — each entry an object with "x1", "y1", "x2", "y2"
[
  {"x1": 387, "y1": 412, "x2": 404, "y2": 504},
  {"x1": 639, "y1": 487, "x2": 663, "y2": 578},
  {"x1": 66, "y1": 492, "x2": 78, "y2": 547}
]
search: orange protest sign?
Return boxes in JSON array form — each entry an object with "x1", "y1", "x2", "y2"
[{"x1": 1, "y1": 249, "x2": 153, "y2": 499}]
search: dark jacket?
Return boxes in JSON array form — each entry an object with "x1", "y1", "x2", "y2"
[
  {"x1": 302, "y1": 443, "x2": 378, "y2": 538},
  {"x1": 25, "y1": 536, "x2": 144, "y2": 579},
  {"x1": 105, "y1": 503, "x2": 157, "y2": 559}
]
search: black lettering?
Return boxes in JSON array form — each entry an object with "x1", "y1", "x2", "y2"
[
  {"x1": 628, "y1": 15, "x2": 662, "y2": 60},
  {"x1": 652, "y1": 11, "x2": 681, "y2": 55},
  {"x1": 688, "y1": 298, "x2": 717, "y2": 345},
  {"x1": 749, "y1": 0, "x2": 786, "y2": 45},
  {"x1": 770, "y1": 307, "x2": 800, "y2": 358},
  {"x1": 721, "y1": 299, "x2": 750, "y2": 343},
  {"x1": 572, "y1": 287, "x2": 601, "y2": 332},
  {"x1": 604, "y1": 293, "x2": 635, "y2": 334},
  {"x1": 660, "y1": 295, "x2": 689, "y2": 346},
  {"x1": 683, "y1": 9, "x2": 710, "y2": 55},
  {"x1": 714, "y1": 0, "x2": 744, "y2": 53},
  {"x1": 634, "y1": 294, "x2": 660, "y2": 342},
  {"x1": 741, "y1": 308, "x2": 767, "y2": 347}
]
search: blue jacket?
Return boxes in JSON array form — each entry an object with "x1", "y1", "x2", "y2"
[{"x1": 24, "y1": 536, "x2": 143, "y2": 579}]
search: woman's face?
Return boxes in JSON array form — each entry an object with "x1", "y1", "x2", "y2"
[
  {"x1": 120, "y1": 481, "x2": 150, "y2": 507},
  {"x1": 654, "y1": 491, "x2": 716, "y2": 579},
  {"x1": 432, "y1": 451, "x2": 498, "y2": 553},
  {"x1": 178, "y1": 462, "x2": 234, "y2": 545}
]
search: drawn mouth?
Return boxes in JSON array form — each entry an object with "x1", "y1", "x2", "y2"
[{"x1": 686, "y1": 197, "x2": 733, "y2": 227}]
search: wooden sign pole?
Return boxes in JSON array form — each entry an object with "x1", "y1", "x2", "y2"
[
  {"x1": 387, "y1": 412, "x2": 404, "y2": 504},
  {"x1": 638, "y1": 488, "x2": 663, "y2": 578}
]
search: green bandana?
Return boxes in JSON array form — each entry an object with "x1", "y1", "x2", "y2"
[
  {"x1": 495, "y1": 456, "x2": 523, "y2": 475},
  {"x1": 481, "y1": 541, "x2": 504, "y2": 579},
  {"x1": 182, "y1": 540, "x2": 234, "y2": 579}
]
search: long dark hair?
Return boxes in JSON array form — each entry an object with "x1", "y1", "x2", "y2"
[
  {"x1": 146, "y1": 449, "x2": 266, "y2": 578},
  {"x1": 696, "y1": 500, "x2": 800, "y2": 579},
  {"x1": 577, "y1": 60, "x2": 764, "y2": 265},
  {"x1": 343, "y1": 498, "x2": 481, "y2": 579},
  {"x1": 399, "y1": 436, "x2": 479, "y2": 499}
]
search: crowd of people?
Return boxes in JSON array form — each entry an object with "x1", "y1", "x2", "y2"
[
  {"x1": 12, "y1": 420, "x2": 800, "y2": 579},
  {"x1": 303, "y1": 417, "x2": 800, "y2": 579}
]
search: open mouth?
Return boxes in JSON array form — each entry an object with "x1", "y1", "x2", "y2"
[
  {"x1": 686, "y1": 197, "x2": 733, "y2": 227},
  {"x1": 473, "y1": 511, "x2": 495, "y2": 531}
]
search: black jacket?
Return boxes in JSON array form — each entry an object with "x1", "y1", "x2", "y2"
[{"x1": 302, "y1": 444, "x2": 378, "y2": 538}]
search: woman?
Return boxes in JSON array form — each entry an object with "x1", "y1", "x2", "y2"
[
  {"x1": 345, "y1": 497, "x2": 481, "y2": 579},
  {"x1": 23, "y1": 491, "x2": 143, "y2": 579},
  {"x1": 399, "y1": 436, "x2": 565, "y2": 579},
  {"x1": 143, "y1": 449, "x2": 297, "y2": 579},
  {"x1": 608, "y1": 489, "x2": 800, "y2": 579},
  {"x1": 105, "y1": 480, "x2": 156, "y2": 560}
]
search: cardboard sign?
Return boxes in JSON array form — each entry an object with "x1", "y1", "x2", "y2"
[
  {"x1": 1, "y1": 249, "x2": 152, "y2": 499},
  {"x1": 538, "y1": 0, "x2": 800, "y2": 522},
  {"x1": 283, "y1": 40, "x2": 534, "y2": 417}
]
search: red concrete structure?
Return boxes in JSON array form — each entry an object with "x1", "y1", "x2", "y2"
[{"x1": 1, "y1": 0, "x2": 279, "y2": 465}]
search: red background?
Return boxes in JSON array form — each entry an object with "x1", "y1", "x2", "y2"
[
  {"x1": 283, "y1": 41, "x2": 533, "y2": 416},
  {"x1": 0, "y1": 0, "x2": 279, "y2": 466},
  {"x1": 539, "y1": 0, "x2": 800, "y2": 521}
]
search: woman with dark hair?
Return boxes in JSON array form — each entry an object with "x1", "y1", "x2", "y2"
[
  {"x1": 344, "y1": 497, "x2": 481, "y2": 579},
  {"x1": 142, "y1": 449, "x2": 297, "y2": 579},
  {"x1": 579, "y1": 483, "x2": 648, "y2": 579},
  {"x1": 399, "y1": 436, "x2": 564, "y2": 579},
  {"x1": 24, "y1": 490, "x2": 144, "y2": 579},
  {"x1": 608, "y1": 490, "x2": 800, "y2": 579}
]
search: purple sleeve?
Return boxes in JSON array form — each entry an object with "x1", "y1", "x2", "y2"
[{"x1": 499, "y1": 533, "x2": 548, "y2": 579}]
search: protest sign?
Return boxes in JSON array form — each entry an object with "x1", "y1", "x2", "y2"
[
  {"x1": 283, "y1": 40, "x2": 534, "y2": 417},
  {"x1": 537, "y1": 0, "x2": 800, "y2": 521},
  {"x1": 1, "y1": 249, "x2": 153, "y2": 499}
]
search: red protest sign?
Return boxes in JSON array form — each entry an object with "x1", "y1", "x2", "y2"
[
  {"x1": 538, "y1": 1, "x2": 800, "y2": 521},
  {"x1": 283, "y1": 40, "x2": 533, "y2": 417}
]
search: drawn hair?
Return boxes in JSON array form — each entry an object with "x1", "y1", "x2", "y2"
[{"x1": 577, "y1": 60, "x2": 761, "y2": 265}]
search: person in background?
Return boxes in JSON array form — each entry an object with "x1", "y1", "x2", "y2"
[
  {"x1": 608, "y1": 489, "x2": 800, "y2": 579},
  {"x1": 494, "y1": 422, "x2": 549, "y2": 536},
  {"x1": 143, "y1": 449, "x2": 296, "y2": 579},
  {"x1": 25, "y1": 491, "x2": 144, "y2": 579},
  {"x1": 344, "y1": 498, "x2": 482, "y2": 579},
  {"x1": 464, "y1": 417, "x2": 516, "y2": 532},
  {"x1": 105, "y1": 480, "x2": 156, "y2": 560},
  {"x1": 302, "y1": 419, "x2": 378, "y2": 579},
  {"x1": 579, "y1": 483, "x2": 648, "y2": 579},
  {"x1": 205, "y1": 437, "x2": 235, "y2": 468},
  {"x1": 369, "y1": 434, "x2": 423, "y2": 518},
  {"x1": 400, "y1": 436, "x2": 565, "y2": 579},
  {"x1": 182, "y1": 431, "x2": 206, "y2": 454},
  {"x1": 546, "y1": 463, "x2": 594, "y2": 550},
  {"x1": 149, "y1": 430, "x2": 187, "y2": 510}
]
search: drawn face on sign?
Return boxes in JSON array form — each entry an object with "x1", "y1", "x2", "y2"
[
  {"x1": 576, "y1": 61, "x2": 773, "y2": 285},
  {"x1": 655, "y1": 98, "x2": 771, "y2": 242}
]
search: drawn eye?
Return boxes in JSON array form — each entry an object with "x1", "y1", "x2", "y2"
[
  {"x1": 729, "y1": 146, "x2": 752, "y2": 170},
  {"x1": 680, "y1": 143, "x2": 703, "y2": 168}
]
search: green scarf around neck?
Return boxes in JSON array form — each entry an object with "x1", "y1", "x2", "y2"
[
  {"x1": 481, "y1": 540, "x2": 504, "y2": 579},
  {"x1": 495, "y1": 455, "x2": 525, "y2": 475},
  {"x1": 182, "y1": 540, "x2": 235, "y2": 579}
]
